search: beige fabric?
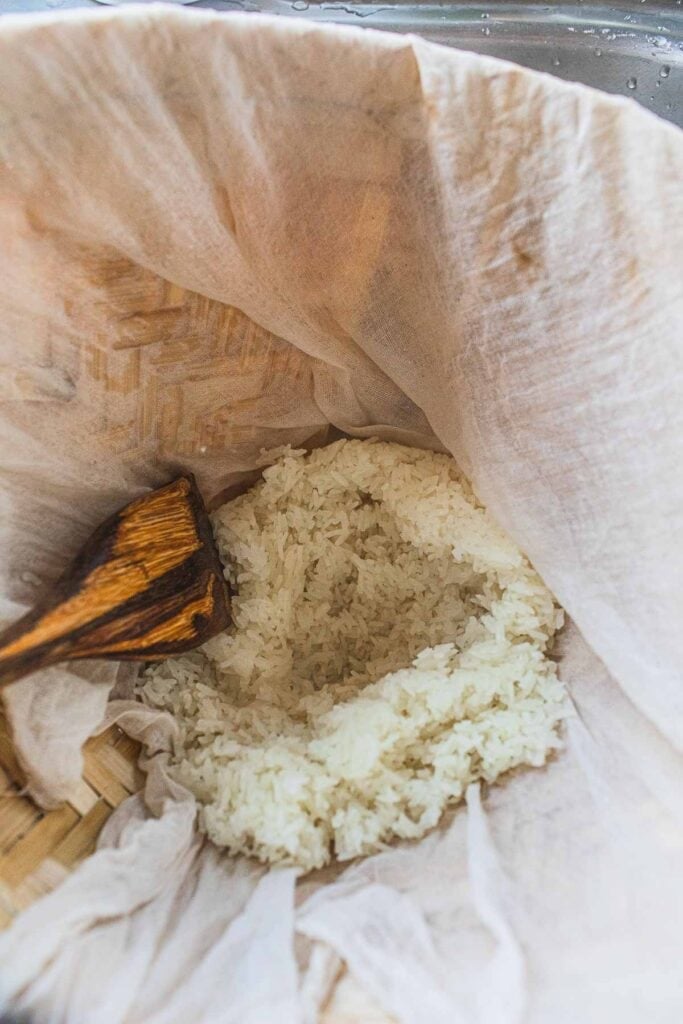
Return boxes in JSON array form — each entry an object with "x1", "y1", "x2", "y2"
[{"x1": 0, "y1": 7, "x2": 682, "y2": 1023}]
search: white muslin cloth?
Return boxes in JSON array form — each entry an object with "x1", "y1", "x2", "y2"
[{"x1": 0, "y1": 8, "x2": 681, "y2": 1022}]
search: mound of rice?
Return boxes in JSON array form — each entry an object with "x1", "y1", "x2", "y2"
[{"x1": 141, "y1": 440, "x2": 567, "y2": 870}]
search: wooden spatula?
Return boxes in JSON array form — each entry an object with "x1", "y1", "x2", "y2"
[{"x1": 0, "y1": 475, "x2": 231, "y2": 690}]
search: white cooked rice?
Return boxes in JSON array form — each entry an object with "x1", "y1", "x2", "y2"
[{"x1": 141, "y1": 439, "x2": 567, "y2": 870}]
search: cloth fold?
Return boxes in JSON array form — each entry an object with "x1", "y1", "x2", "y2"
[{"x1": 0, "y1": 7, "x2": 681, "y2": 1022}]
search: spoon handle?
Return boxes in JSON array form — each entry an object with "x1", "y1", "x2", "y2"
[
  {"x1": 0, "y1": 605, "x2": 69, "y2": 687},
  {"x1": 0, "y1": 476, "x2": 230, "y2": 690}
]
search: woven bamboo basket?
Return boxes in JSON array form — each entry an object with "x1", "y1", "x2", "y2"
[
  {"x1": 0, "y1": 709, "x2": 393, "y2": 1022},
  {"x1": 0, "y1": 710, "x2": 143, "y2": 930}
]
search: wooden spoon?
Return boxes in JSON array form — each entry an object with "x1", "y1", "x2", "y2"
[{"x1": 0, "y1": 475, "x2": 231, "y2": 690}]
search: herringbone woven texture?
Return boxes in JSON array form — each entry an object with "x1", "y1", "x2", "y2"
[{"x1": 0, "y1": 711, "x2": 142, "y2": 930}]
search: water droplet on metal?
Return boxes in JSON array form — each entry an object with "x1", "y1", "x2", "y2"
[
  {"x1": 482, "y1": 26, "x2": 490, "y2": 35},
  {"x1": 480, "y1": 11, "x2": 489, "y2": 18},
  {"x1": 594, "y1": 48, "x2": 602, "y2": 56},
  {"x1": 552, "y1": 57, "x2": 561, "y2": 66},
  {"x1": 626, "y1": 76, "x2": 637, "y2": 89},
  {"x1": 292, "y1": 1, "x2": 309, "y2": 9},
  {"x1": 659, "y1": 65, "x2": 670, "y2": 77}
]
